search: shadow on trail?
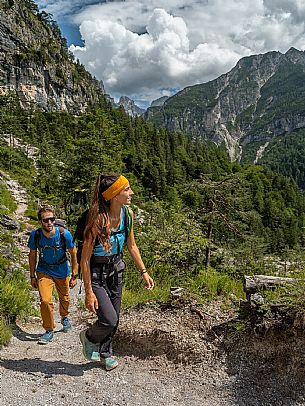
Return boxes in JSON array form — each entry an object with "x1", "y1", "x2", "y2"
[
  {"x1": 208, "y1": 318, "x2": 305, "y2": 406},
  {"x1": 11, "y1": 324, "x2": 41, "y2": 341},
  {"x1": 11, "y1": 324, "x2": 66, "y2": 341},
  {"x1": 0, "y1": 357, "x2": 97, "y2": 377}
]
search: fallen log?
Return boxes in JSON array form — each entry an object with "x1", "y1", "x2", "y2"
[{"x1": 243, "y1": 274, "x2": 297, "y2": 301}]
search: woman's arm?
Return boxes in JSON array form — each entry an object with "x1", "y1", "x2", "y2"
[
  {"x1": 80, "y1": 235, "x2": 99, "y2": 312},
  {"x1": 126, "y1": 209, "x2": 154, "y2": 290}
]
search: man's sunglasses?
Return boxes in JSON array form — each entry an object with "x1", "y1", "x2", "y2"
[{"x1": 41, "y1": 217, "x2": 56, "y2": 224}]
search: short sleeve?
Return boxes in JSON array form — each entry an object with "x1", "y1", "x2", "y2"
[
  {"x1": 28, "y1": 230, "x2": 37, "y2": 250},
  {"x1": 64, "y1": 229, "x2": 75, "y2": 249}
]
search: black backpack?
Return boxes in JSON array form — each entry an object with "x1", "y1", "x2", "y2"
[
  {"x1": 73, "y1": 206, "x2": 133, "y2": 265},
  {"x1": 34, "y1": 219, "x2": 68, "y2": 266},
  {"x1": 65, "y1": 189, "x2": 89, "y2": 216}
]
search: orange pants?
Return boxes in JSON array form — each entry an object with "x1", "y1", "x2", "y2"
[{"x1": 36, "y1": 272, "x2": 70, "y2": 331}]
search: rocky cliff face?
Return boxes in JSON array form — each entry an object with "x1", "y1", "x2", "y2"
[
  {"x1": 146, "y1": 48, "x2": 305, "y2": 161},
  {"x1": 0, "y1": 0, "x2": 104, "y2": 113},
  {"x1": 150, "y1": 96, "x2": 168, "y2": 107},
  {"x1": 118, "y1": 96, "x2": 145, "y2": 117}
]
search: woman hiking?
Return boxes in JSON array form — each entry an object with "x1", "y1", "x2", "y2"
[{"x1": 79, "y1": 174, "x2": 154, "y2": 371}]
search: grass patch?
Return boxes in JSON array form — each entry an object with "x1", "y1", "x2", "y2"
[
  {"x1": 254, "y1": 278, "x2": 305, "y2": 319},
  {"x1": 0, "y1": 181, "x2": 17, "y2": 214},
  {"x1": 0, "y1": 317, "x2": 12, "y2": 346},
  {"x1": 186, "y1": 268, "x2": 245, "y2": 302},
  {"x1": 0, "y1": 226, "x2": 14, "y2": 245},
  {"x1": 0, "y1": 255, "x2": 12, "y2": 275},
  {"x1": 0, "y1": 269, "x2": 32, "y2": 323},
  {"x1": 122, "y1": 284, "x2": 171, "y2": 308},
  {"x1": 24, "y1": 198, "x2": 39, "y2": 222},
  {"x1": 122, "y1": 267, "x2": 245, "y2": 308}
]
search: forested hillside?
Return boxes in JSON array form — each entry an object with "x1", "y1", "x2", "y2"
[
  {"x1": 1, "y1": 0, "x2": 305, "y2": 348},
  {"x1": 145, "y1": 48, "x2": 305, "y2": 190},
  {"x1": 1, "y1": 92, "x2": 305, "y2": 262}
]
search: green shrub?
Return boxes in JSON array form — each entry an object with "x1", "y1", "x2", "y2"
[
  {"x1": 0, "y1": 228, "x2": 14, "y2": 245},
  {"x1": 24, "y1": 198, "x2": 39, "y2": 221},
  {"x1": 0, "y1": 255, "x2": 11, "y2": 276},
  {"x1": 255, "y1": 277, "x2": 305, "y2": 318},
  {"x1": 0, "y1": 181, "x2": 17, "y2": 214},
  {"x1": 0, "y1": 317, "x2": 12, "y2": 346},
  {"x1": 0, "y1": 269, "x2": 32, "y2": 322}
]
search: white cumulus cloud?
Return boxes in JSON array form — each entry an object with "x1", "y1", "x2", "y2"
[
  {"x1": 71, "y1": 7, "x2": 241, "y2": 105},
  {"x1": 37, "y1": 0, "x2": 305, "y2": 106}
]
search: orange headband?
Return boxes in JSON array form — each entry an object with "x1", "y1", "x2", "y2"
[{"x1": 102, "y1": 175, "x2": 129, "y2": 201}]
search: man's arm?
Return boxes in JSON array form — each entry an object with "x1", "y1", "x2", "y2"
[
  {"x1": 68, "y1": 246, "x2": 78, "y2": 277},
  {"x1": 68, "y1": 246, "x2": 78, "y2": 288},
  {"x1": 28, "y1": 249, "x2": 38, "y2": 288}
]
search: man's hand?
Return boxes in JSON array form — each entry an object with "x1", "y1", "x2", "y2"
[
  {"x1": 69, "y1": 275, "x2": 77, "y2": 289},
  {"x1": 30, "y1": 276, "x2": 38, "y2": 289}
]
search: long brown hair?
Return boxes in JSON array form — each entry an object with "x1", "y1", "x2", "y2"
[{"x1": 84, "y1": 174, "x2": 120, "y2": 250}]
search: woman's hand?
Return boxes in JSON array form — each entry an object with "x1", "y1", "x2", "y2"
[
  {"x1": 85, "y1": 292, "x2": 99, "y2": 313},
  {"x1": 143, "y1": 272, "x2": 154, "y2": 290}
]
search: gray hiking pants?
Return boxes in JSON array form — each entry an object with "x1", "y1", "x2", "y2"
[{"x1": 86, "y1": 258, "x2": 125, "y2": 358}]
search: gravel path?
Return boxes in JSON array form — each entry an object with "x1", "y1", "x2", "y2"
[
  {"x1": 0, "y1": 299, "x2": 235, "y2": 406},
  {"x1": 2, "y1": 300, "x2": 305, "y2": 406}
]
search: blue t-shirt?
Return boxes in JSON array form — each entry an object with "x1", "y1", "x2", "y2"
[
  {"x1": 28, "y1": 227, "x2": 75, "y2": 278},
  {"x1": 93, "y1": 207, "x2": 126, "y2": 256}
]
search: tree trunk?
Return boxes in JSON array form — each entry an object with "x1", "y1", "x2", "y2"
[
  {"x1": 205, "y1": 221, "x2": 212, "y2": 267},
  {"x1": 243, "y1": 274, "x2": 297, "y2": 300}
]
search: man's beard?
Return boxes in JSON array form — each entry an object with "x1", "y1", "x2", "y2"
[{"x1": 41, "y1": 223, "x2": 54, "y2": 234}]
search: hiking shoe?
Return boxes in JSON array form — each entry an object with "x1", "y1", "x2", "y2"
[
  {"x1": 38, "y1": 330, "x2": 54, "y2": 345},
  {"x1": 101, "y1": 357, "x2": 118, "y2": 371},
  {"x1": 61, "y1": 317, "x2": 71, "y2": 333},
  {"x1": 79, "y1": 330, "x2": 100, "y2": 361}
]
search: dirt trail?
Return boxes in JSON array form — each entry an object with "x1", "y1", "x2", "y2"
[{"x1": 1, "y1": 174, "x2": 305, "y2": 406}]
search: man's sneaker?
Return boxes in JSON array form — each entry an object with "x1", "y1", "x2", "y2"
[
  {"x1": 101, "y1": 357, "x2": 118, "y2": 371},
  {"x1": 61, "y1": 317, "x2": 71, "y2": 333},
  {"x1": 79, "y1": 330, "x2": 100, "y2": 361},
  {"x1": 38, "y1": 330, "x2": 54, "y2": 345}
]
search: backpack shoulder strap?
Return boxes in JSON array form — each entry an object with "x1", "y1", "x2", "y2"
[
  {"x1": 34, "y1": 228, "x2": 41, "y2": 249},
  {"x1": 123, "y1": 205, "x2": 133, "y2": 243},
  {"x1": 58, "y1": 226, "x2": 67, "y2": 251}
]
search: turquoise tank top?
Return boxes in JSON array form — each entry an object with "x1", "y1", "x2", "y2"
[{"x1": 93, "y1": 208, "x2": 126, "y2": 256}]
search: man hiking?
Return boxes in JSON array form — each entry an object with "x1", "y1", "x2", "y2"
[{"x1": 28, "y1": 205, "x2": 78, "y2": 344}]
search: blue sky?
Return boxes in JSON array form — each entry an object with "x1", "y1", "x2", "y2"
[{"x1": 36, "y1": 1, "x2": 305, "y2": 108}]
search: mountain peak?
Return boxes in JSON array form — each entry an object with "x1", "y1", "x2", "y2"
[
  {"x1": 118, "y1": 96, "x2": 145, "y2": 117},
  {"x1": 285, "y1": 47, "x2": 302, "y2": 55},
  {"x1": 284, "y1": 47, "x2": 305, "y2": 65},
  {"x1": 146, "y1": 48, "x2": 305, "y2": 162},
  {"x1": 150, "y1": 96, "x2": 169, "y2": 107}
]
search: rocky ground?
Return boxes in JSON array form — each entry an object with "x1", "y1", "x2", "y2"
[
  {"x1": 1, "y1": 173, "x2": 305, "y2": 406},
  {"x1": 2, "y1": 297, "x2": 305, "y2": 406}
]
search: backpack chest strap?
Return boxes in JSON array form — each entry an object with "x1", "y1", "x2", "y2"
[{"x1": 35, "y1": 227, "x2": 68, "y2": 266}]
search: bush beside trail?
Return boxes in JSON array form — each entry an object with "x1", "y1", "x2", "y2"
[{"x1": 0, "y1": 173, "x2": 35, "y2": 346}]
